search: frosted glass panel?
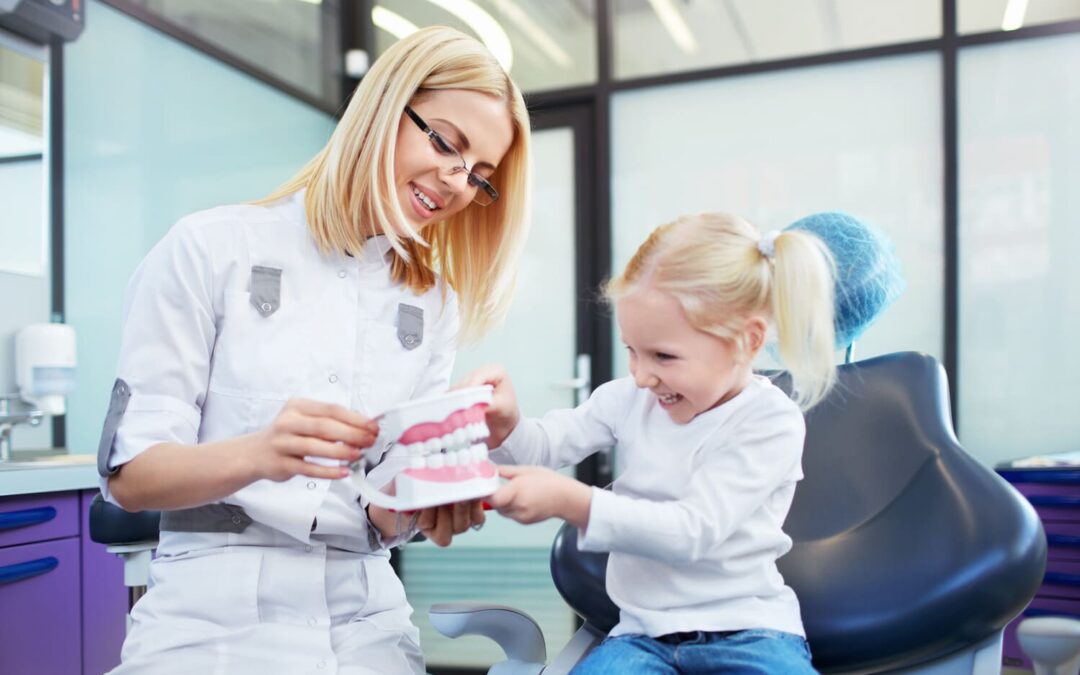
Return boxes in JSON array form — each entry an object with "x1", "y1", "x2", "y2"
[
  {"x1": 960, "y1": 0, "x2": 1080, "y2": 34},
  {"x1": 0, "y1": 158, "x2": 46, "y2": 276},
  {"x1": 404, "y1": 126, "x2": 578, "y2": 668},
  {"x1": 614, "y1": 0, "x2": 941, "y2": 80},
  {"x1": 375, "y1": 0, "x2": 597, "y2": 93},
  {"x1": 118, "y1": 0, "x2": 338, "y2": 106},
  {"x1": 958, "y1": 34, "x2": 1080, "y2": 467},
  {"x1": 64, "y1": 0, "x2": 335, "y2": 456},
  {"x1": 611, "y1": 54, "x2": 944, "y2": 379}
]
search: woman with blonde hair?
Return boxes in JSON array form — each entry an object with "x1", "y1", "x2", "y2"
[{"x1": 97, "y1": 26, "x2": 531, "y2": 674}]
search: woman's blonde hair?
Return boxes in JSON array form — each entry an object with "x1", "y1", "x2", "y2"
[
  {"x1": 607, "y1": 213, "x2": 837, "y2": 410},
  {"x1": 260, "y1": 26, "x2": 531, "y2": 343}
]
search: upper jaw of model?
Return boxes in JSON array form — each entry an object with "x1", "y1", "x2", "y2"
[{"x1": 351, "y1": 386, "x2": 499, "y2": 511}]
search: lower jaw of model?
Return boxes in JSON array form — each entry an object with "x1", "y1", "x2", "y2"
[{"x1": 351, "y1": 386, "x2": 500, "y2": 511}]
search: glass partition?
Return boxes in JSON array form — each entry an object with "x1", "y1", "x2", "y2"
[
  {"x1": 0, "y1": 29, "x2": 52, "y2": 451},
  {"x1": 610, "y1": 53, "x2": 945, "y2": 379},
  {"x1": 113, "y1": 0, "x2": 340, "y2": 107},
  {"x1": 374, "y1": 0, "x2": 597, "y2": 93},
  {"x1": 614, "y1": 0, "x2": 941, "y2": 80},
  {"x1": 960, "y1": 0, "x2": 1080, "y2": 34},
  {"x1": 64, "y1": 1, "x2": 336, "y2": 456},
  {"x1": 958, "y1": 33, "x2": 1080, "y2": 467}
]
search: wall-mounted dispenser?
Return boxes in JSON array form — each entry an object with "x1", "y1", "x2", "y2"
[{"x1": 15, "y1": 323, "x2": 76, "y2": 416}]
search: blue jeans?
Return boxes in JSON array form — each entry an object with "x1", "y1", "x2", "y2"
[{"x1": 570, "y1": 629, "x2": 817, "y2": 674}]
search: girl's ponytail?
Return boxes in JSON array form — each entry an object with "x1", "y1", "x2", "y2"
[{"x1": 767, "y1": 230, "x2": 837, "y2": 409}]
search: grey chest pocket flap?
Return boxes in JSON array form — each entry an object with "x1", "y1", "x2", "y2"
[
  {"x1": 249, "y1": 266, "x2": 282, "y2": 317},
  {"x1": 398, "y1": 303, "x2": 424, "y2": 350}
]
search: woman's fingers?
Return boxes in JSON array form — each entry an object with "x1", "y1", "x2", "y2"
[
  {"x1": 287, "y1": 415, "x2": 378, "y2": 448},
  {"x1": 469, "y1": 499, "x2": 485, "y2": 530},
  {"x1": 451, "y1": 500, "x2": 471, "y2": 533}
]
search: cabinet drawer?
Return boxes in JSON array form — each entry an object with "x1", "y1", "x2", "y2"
[
  {"x1": 0, "y1": 538, "x2": 82, "y2": 675},
  {"x1": 0, "y1": 492, "x2": 79, "y2": 549}
]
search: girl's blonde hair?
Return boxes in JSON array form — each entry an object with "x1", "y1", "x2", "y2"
[
  {"x1": 260, "y1": 26, "x2": 531, "y2": 343},
  {"x1": 607, "y1": 213, "x2": 837, "y2": 410}
]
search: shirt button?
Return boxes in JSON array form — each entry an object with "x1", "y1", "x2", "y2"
[
  {"x1": 317, "y1": 660, "x2": 326, "y2": 669},
  {"x1": 304, "y1": 545, "x2": 312, "y2": 552},
  {"x1": 260, "y1": 302, "x2": 272, "y2": 312},
  {"x1": 338, "y1": 270, "x2": 347, "y2": 278},
  {"x1": 308, "y1": 618, "x2": 317, "y2": 627},
  {"x1": 307, "y1": 481, "x2": 317, "y2": 490},
  {"x1": 328, "y1": 374, "x2": 339, "y2": 383},
  {"x1": 404, "y1": 335, "x2": 417, "y2": 346}
]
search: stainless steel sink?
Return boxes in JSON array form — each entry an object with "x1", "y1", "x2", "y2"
[{"x1": 0, "y1": 449, "x2": 96, "y2": 470}]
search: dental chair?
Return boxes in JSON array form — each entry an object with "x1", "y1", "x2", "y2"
[{"x1": 429, "y1": 351, "x2": 1048, "y2": 674}]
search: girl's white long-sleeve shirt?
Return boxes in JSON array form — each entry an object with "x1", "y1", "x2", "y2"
[{"x1": 491, "y1": 374, "x2": 807, "y2": 638}]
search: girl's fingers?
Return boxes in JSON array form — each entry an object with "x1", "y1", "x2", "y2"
[{"x1": 497, "y1": 465, "x2": 527, "y2": 479}]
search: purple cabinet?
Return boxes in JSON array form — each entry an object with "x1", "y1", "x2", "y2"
[
  {"x1": 997, "y1": 468, "x2": 1080, "y2": 670},
  {"x1": 0, "y1": 490, "x2": 126, "y2": 675},
  {"x1": 0, "y1": 538, "x2": 82, "y2": 674}
]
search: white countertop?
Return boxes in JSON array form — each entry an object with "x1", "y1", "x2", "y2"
[{"x1": 0, "y1": 452, "x2": 100, "y2": 497}]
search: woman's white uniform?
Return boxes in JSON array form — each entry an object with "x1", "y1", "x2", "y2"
[{"x1": 98, "y1": 190, "x2": 459, "y2": 674}]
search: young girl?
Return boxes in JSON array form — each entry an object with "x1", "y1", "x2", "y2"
[
  {"x1": 97, "y1": 27, "x2": 531, "y2": 674},
  {"x1": 464, "y1": 212, "x2": 836, "y2": 673}
]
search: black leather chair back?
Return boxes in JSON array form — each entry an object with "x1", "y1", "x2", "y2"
[{"x1": 550, "y1": 352, "x2": 1046, "y2": 673}]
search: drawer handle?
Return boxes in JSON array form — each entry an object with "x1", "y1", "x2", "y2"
[
  {"x1": 1025, "y1": 607, "x2": 1080, "y2": 619},
  {"x1": 999, "y1": 469, "x2": 1080, "y2": 485},
  {"x1": 0, "y1": 556, "x2": 59, "y2": 586},
  {"x1": 1048, "y1": 534, "x2": 1080, "y2": 547},
  {"x1": 1029, "y1": 496, "x2": 1080, "y2": 507},
  {"x1": 1045, "y1": 572, "x2": 1080, "y2": 586},
  {"x1": 0, "y1": 506, "x2": 57, "y2": 531}
]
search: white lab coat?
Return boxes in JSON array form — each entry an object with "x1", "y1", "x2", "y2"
[{"x1": 100, "y1": 190, "x2": 459, "y2": 674}]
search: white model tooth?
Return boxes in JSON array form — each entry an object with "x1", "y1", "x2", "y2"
[
  {"x1": 453, "y1": 427, "x2": 468, "y2": 448},
  {"x1": 457, "y1": 449, "x2": 473, "y2": 466},
  {"x1": 441, "y1": 433, "x2": 455, "y2": 450},
  {"x1": 410, "y1": 456, "x2": 426, "y2": 469},
  {"x1": 445, "y1": 450, "x2": 458, "y2": 466},
  {"x1": 424, "y1": 438, "x2": 441, "y2": 455},
  {"x1": 471, "y1": 444, "x2": 488, "y2": 462},
  {"x1": 428, "y1": 453, "x2": 445, "y2": 469},
  {"x1": 468, "y1": 423, "x2": 483, "y2": 441},
  {"x1": 478, "y1": 422, "x2": 490, "y2": 440},
  {"x1": 407, "y1": 442, "x2": 425, "y2": 456}
]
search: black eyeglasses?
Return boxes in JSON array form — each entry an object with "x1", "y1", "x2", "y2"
[{"x1": 404, "y1": 106, "x2": 500, "y2": 206}]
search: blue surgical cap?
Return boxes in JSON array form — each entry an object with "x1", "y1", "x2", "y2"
[{"x1": 785, "y1": 212, "x2": 905, "y2": 349}]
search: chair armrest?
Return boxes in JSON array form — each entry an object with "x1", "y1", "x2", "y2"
[{"x1": 429, "y1": 602, "x2": 546, "y2": 675}]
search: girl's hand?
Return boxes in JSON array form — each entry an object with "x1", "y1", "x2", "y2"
[
  {"x1": 249, "y1": 399, "x2": 379, "y2": 482},
  {"x1": 367, "y1": 499, "x2": 485, "y2": 547},
  {"x1": 488, "y1": 466, "x2": 592, "y2": 528},
  {"x1": 456, "y1": 364, "x2": 520, "y2": 448}
]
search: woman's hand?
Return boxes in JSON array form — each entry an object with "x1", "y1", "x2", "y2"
[
  {"x1": 456, "y1": 364, "x2": 520, "y2": 448},
  {"x1": 367, "y1": 499, "x2": 486, "y2": 547},
  {"x1": 415, "y1": 499, "x2": 486, "y2": 546},
  {"x1": 488, "y1": 466, "x2": 592, "y2": 529},
  {"x1": 249, "y1": 399, "x2": 379, "y2": 482}
]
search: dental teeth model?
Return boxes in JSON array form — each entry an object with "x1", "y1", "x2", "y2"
[{"x1": 351, "y1": 386, "x2": 498, "y2": 512}]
